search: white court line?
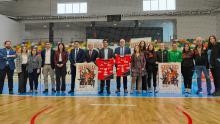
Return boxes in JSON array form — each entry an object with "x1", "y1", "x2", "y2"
[{"x1": 90, "y1": 104, "x2": 136, "y2": 107}]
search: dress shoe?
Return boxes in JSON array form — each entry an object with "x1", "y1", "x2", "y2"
[
  {"x1": 52, "y1": 88, "x2": 56, "y2": 93},
  {"x1": 124, "y1": 89, "x2": 128, "y2": 93},
  {"x1": 68, "y1": 90, "x2": 74, "y2": 94},
  {"x1": 98, "y1": 90, "x2": 103, "y2": 94},
  {"x1": 43, "y1": 89, "x2": 48, "y2": 93},
  {"x1": 115, "y1": 89, "x2": 120, "y2": 93}
]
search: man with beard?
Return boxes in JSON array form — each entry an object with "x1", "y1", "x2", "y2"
[{"x1": 0, "y1": 41, "x2": 16, "y2": 94}]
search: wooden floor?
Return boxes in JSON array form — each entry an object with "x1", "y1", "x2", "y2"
[{"x1": 0, "y1": 95, "x2": 220, "y2": 124}]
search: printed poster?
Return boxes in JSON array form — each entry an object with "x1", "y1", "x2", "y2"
[
  {"x1": 75, "y1": 63, "x2": 98, "y2": 93},
  {"x1": 158, "y1": 63, "x2": 182, "y2": 93}
]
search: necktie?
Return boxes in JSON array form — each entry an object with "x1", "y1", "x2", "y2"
[
  {"x1": 75, "y1": 49, "x2": 78, "y2": 61},
  {"x1": 122, "y1": 47, "x2": 124, "y2": 56},
  {"x1": 89, "y1": 50, "x2": 92, "y2": 57},
  {"x1": 121, "y1": 47, "x2": 124, "y2": 56}
]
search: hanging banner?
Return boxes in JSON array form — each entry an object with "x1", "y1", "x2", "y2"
[
  {"x1": 96, "y1": 58, "x2": 115, "y2": 80},
  {"x1": 115, "y1": 55, "x2": 131, "y2": 76},
  {"x1": 158, "y1": 63, "x2": 182, "y2": 93},
  {"x1": 75, "y1": 63, "x2": 98, "y2": 93}
]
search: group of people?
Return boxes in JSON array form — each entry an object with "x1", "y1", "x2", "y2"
[{"x1": 0, "y1": 35, "x2": 219, "y2": 96}]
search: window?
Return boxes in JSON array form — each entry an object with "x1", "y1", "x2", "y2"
[
  {"x1": 57, "y1": 2, "x2": 87, "y2": 14},
  {"x1": 143, "y1": 0, "x2": 176, "y2": 11}
]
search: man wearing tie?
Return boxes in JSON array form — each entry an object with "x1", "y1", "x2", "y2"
[
  {"x1": 0, "y1": 41, "x2": 16, "y2": 94},
  {"x1": 69, "y1": 41, "x2": 85, "y2": 93},
  {"x1": 98, "y1": 39, "x2": 114, "y2": 94},
  {"x1": 85, "y1": 44, "x2": 99, "y2": 63},
  {"x1": 114, "y1": 39, "x2": 131, "y2": 93}
]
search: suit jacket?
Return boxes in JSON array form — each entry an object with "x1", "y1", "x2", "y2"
[
  {"x1": 114, "y1": 47, "x2": 131, "y2": 56},
  {"x1": 99, "y1": 48, "x2": 114, "y2": 59},
  {"x1": 0, "y1": 48, "x2": 16, "y2": 70},
  {"x1": 41, "y1": 49, "x2": 55, "y2": 69},
  {"x1": 69, "y1": 48, "x2": 85, "y2": 65},
  {"x1": 27, "y1": 55, "x2": 42, "y2": 73},
  {"x1": 85, "y1": 49, "x2": 99, "y2": 63},
  {"x1": 54, "y1": 51, "x2": 68, "y2": 66},
  {"x1": 16, "y1": 53, "x2": 29, "y2": 73}
]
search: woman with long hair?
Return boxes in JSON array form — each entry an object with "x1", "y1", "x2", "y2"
[
  {"x1": 27, "y1": 47, "x2": 42, "y2": 93},
  {"x1": 208, "y1": 35, "x2": 220, "y2": 96},
  {"x1": 138, "y1": 41, "x2": 147, "y2": 91},
  {"x1": 16, "y1": 46, "x2": 29, "y2": 93},
  {"x1": 54, "y1": 43, "x2": 68, "y2": 92},
  {"x1": 181, "y1": 43, "x2": 194, "y2": 94},
  {"x1": 130, "y1": 45, "x2": 146, "y2": 94},
  {"x1": 145, "y1": 43, "x2": 158, "y2": 93}
]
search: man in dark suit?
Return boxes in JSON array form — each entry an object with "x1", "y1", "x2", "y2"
[
  {"x1": 41, "y1": 42, "x2": 56, "y2": 93},
  {"x1": 0, "y1": 41, "x2": 16, "y2": 94},
  {"x1": 98, "y1": 39, "x2": 114, "y2": 94},
  {"x1": 114, "y1": 39, "x2": 131, "y2": 93},
  {"x1": 85, "y1": 43, "x2": 99, "y2": 63},
  {"x1": 69, "y1": 41, "x2": 85, "y2": 93}
]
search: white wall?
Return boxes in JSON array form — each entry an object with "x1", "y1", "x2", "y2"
[
  {"x1": 0, "y1": 15, "x2": 25, "y2": 47},
  {"x1": 176, "y1": 15, "x2": 217, "y2": 39},
  {"x1": 217, "y1": 13, "x2": 220, "y2": 40}
]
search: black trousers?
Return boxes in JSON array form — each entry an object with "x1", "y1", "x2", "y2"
[
  {"x1": 0, "y1": 65, "x2": 14, "y2": 94},
  {"x1": 147, "y1": 68, "x2": 158, "y2": 89},
  {"x1": 56, "y1": 65, "x2": 66, "y2": 91},
  {"x1": 181, "y1": 66, "x2": 194, "y2": 89},
  {"x1": 71, "y1": 66, "x2": 76, "y2": 90},
  {"x1": 100, "y1": 80, "x2": 110, "y2": 91},
  {"x1": 29, "y1": 69, "x2": 38, "y2": 90},
  {"x1": 116, "y1": 76, "x2": 127, "y2": 90},
  {"x1": 211, "y1": 67, "x2": 220, "y2": 93},
  {"x1": 18, "y1": 64, "x2": 28, "y2": 93}
]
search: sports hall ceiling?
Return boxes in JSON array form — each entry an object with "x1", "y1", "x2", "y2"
[{"x1": 0, "y1": 0, "x2": 219, "y2": 17}]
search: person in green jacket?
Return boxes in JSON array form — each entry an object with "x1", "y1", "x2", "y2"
[{"x1": 168, "y1": 42, "x2": 182, "y2": 62}]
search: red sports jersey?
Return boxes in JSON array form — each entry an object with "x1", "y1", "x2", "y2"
[
  {"x1": 115, "y1": 55, "x2": 131, "y2": 76},
  {"x1": 96, "y1": 58, "x2": 115, "y2": 80}
]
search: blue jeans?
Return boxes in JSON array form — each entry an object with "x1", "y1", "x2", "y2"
[{"x1": 195, "y1": 66, "x2": 211, "y2": 93}]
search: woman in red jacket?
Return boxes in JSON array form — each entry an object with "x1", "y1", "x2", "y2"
[{"x1": 54, "y1": 43, "x2": 68, "y2": 92}]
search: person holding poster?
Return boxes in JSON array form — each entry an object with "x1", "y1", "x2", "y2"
[
  {"x1": 130, "y1": 45, "x2": 146, "y2": 94},
  {"x1": 145, "y1": 43, "x2": 158, "y2": 93},
  {"x1": 54, "y1": 43, "x2": 68, "y2": 92},
  {"x1": 114, "y1": 39, "x2": 131, "y2": 93},
  {"x1": 168, "y1": 42, "x2": 182, "y2": 62},
  {"x1": 181, "y1": 44, "x2": 194, "y2": 94},
  {"x1": 156, "y1": 43, "x2": 168, "y2": 63},
  {"x1": 85, "y1": 43, "x2": 99, "y2": 63},
  {"x1": 98, "y1": 39, "x2": 114, "y2": 94},
  {"x1": 194, "y1": 37, "x2": 211, "y2": 95},
  {"x1": 69, "y1": 41, "x2": 85, "y2": 93}
]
